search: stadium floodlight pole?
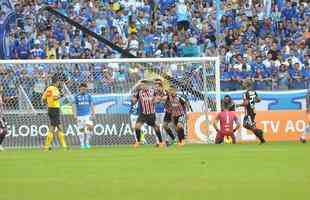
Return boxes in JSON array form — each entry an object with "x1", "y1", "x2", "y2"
[{"x1": 41, "y1": 6, "x2": 208, "y2": 101}]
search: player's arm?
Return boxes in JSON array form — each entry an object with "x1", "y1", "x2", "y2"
[
  {"x1": 212, "y1": 114, "x2": 220, "y2": 133},
  {"x1": 236, "y1": 93, "x2": 248, "y2": 107},
  {"x1": 180, "y1": 96, "x2": 193, "y2": 112},
  {"x1": 53, "y1": 88, "x2": 61, "y2": 100},
  {"x1": 41, "y1": 88, "x2": 49, "y2": 104},
  {"x1": 233, "y1": 114, "x2": 241, "y2": 133},
  {"x1": 130, "y1": 94, "x2": 138, "y2": 113},
  {"x1": 255, "y1": 93, "x2": 261, "y2": 103}
]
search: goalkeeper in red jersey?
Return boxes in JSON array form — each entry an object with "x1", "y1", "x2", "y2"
[{"x1": 213, "y1": 95, "x2": 241, "y2": 144}]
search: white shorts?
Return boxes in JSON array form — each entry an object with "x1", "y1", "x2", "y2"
[
  {"x1": 77, "y1": 115, "x2": 94, "y2": 130},
  {"x1": 156, "y1": 112, "x2": 165, "y2": 125},
  {"x1": 130, "y1": 114, "x2": 138, "y2": 128}
]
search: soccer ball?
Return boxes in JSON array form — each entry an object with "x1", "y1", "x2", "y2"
[
  {"x1": 224, "y1": 136, "x2": 233, "y2": 144},
  {"x1": 300, "y1": 136, "x2": 307, "y2": 143}
]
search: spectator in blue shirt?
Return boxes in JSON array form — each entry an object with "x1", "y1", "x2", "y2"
[
  {"x1": 252, "y1": 68, "x2": 271, "y2": 90},
  {"x1": 301, "y1": 64, "x2": 310, "y2": 89},
  {"x1": 176, "y1": 0, "x2": 190, "y2": 32},
  {"x1": 16, "y1": 36, "x2": 30, "y2": 59},
  {"x1": 289, "y1": 62, "x2": 305, "y2": 89}
]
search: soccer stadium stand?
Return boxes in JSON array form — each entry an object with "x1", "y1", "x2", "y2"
[{"x1": 0, "y1": 0, "x2": 309, "y2": 97}]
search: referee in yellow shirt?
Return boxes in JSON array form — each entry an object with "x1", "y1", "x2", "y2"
[{"x1": 42, "y1": 75, "x2": 67, "y2": 150}]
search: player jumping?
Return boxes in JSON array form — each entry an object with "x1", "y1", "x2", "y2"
[
  {"x1": 42, "y1": 75, "x2": 68, "y2": 150},
  {"x1": 213, "y1": 95, "x2": 240, "y2": 144},
  {"x1": 73, "y1": 83, "x2": 95, "y2": 149},
  {"x1": 238, "y1": 80, "x2": 266, "y2": 144},
  {"x1": 131, "y1": 80, "x2": 164, "y2": 148}
]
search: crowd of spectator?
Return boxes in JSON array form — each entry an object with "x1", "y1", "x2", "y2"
[{"x1": 0, "y1": 0, "x2": 309, "y2": 100}]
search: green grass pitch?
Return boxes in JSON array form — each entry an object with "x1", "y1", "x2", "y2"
[{"x1": 0, "y1": 142, "x2": 309, "y2": 200}]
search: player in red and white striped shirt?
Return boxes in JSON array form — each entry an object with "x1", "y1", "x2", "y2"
[
  {"x1": 163, "y1": 86, "x2": 189, "y2": 146},
  {"x1": 131, "y1": 80, "x2": 164, "y2": 148}
]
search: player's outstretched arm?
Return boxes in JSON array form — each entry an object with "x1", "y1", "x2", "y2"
[
  {"x1": 130, "y1": 96, "x2": 138, "y2": 113},
  {"x1": 233, "y1": 116, "x2": 241, "y2": 133},
  {"x1": 212, "y1": 114, "x2": 220, "y2": 133}
]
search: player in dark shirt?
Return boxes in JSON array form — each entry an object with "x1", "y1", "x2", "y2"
[
  {"x1": 238, "y1": 81, "x2": 266, "y2": 144},
  {"x1": 131, "y1": 80, "x2": 164, "y2": 148}
]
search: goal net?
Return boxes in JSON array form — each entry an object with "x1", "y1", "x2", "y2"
[{"x1": 0, "y1": 57, "x2": 220, "y2": 148}]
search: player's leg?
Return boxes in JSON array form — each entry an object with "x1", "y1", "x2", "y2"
[
  {"x1": 44, "y1": 125, "x2": 55, "y2": 150},
  {"x1": 77, "y1": 117, "x2": 86, "y2": 148},
  {"x1": 85, "y1": 117, "x2": 94, "y2": 149},
  {"x1": 53, "y1": 108, "x2": 67, "y2": 149},
  {"x1": 231, "y1": 133, "x2": 236, "y2": 144},
  {"x1": 148, "y1": 114, "x2": 164, "y2": 147},
  {"x1": 44, "y1": 109, "x2": 56, "y2": 150},
  {"x1": 163, "y1": 112, "x2": 176, "y2": 145},
  {"x1": 134, "y1": 115, "x2": 145, "y2": 147},
  {"x1": 215, "y1": 131, "x2": 224, "y2": 144},
  {"x1": 78, "y1": 128, "x2": 86, "y2": 149},
  {"x1": 0, "y1": 117, "x2": 7, "y2": 150},
  {"x1": 56, "y1": 124, "x2": 68, "y2": 149},
  {"x1": 175, "y1": 116, "x2": 186, "y2": 146},
  {"x1": 0, "y1": 128, "x2": 8, "y2": 151},
  {"x1": 243, "y1": 115, "x2": 265, "y2": 144}
]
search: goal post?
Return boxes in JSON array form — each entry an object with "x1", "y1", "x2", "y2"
[{"x1": 0, "y1": 57, "x2": 221, "y2": 148}]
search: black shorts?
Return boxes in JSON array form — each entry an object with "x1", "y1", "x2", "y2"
[
  {"x1": 48, "y1": 108, "x2": 61, "y2": 127},
  {"x1": 172, "y1": 115, "x2": 186, "y2": 126},
  {"x1": 0, "y1": 117, "x2": 7, "y2": 129},
  {"x1": 137, "y1": 113, "x2": 156, "y2": 127},
  {"x1": 243, "y1": 113, "x2": 256, "y2": 129},
  {"x1": 164, "y1": 112, "x2": 172, "y2": 123}
]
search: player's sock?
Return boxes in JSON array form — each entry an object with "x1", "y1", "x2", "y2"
[
  {"x1": 253, "y1": 129, "x2": 265, "y2": 143},
  {"x1": 155, "y1": 129, "x2": 163, "y2": 143},
  {"x1": 135, "y1": 129, "x2": 141, "y2": 142},
  {"x1": 85, "y1": 131, "x2": 91, "y2": 148},
  {"x1": 177, "y1": 128, "x2": 185, "y2": 143},
  {"x1": 79, "y1": 134, "x2": 85, "y2": 147},
  {"x1": 140, "y1": 130, "x2": 145, "y2": 143},
  {"x1": 58, "y1": 131, "x2": 67, "y2": 148},
  {"x1": 44, "y1": 131, "x2": 53, "y2": 149},
  {"x1": 0, "y1": 133, "x2": 6, "y2": 145}
]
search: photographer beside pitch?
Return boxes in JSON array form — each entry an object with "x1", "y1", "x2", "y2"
[{"x1": 42, "y1": 75, "x2": 68, "y2": 150}]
